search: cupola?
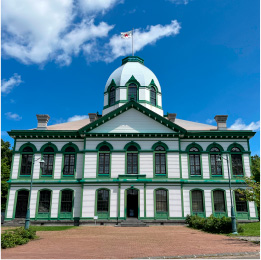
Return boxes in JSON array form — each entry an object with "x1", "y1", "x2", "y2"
[{"x1": 102, "y1": 56, "x2": 163, "y2": 116}]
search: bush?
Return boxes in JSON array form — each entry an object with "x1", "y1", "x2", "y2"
[
  {"x1": 1, "y1": 227, "x2": 37, "y2": 249},
  {"x1": 185, "y1": 214, "x2": 234, "y2": 234}
]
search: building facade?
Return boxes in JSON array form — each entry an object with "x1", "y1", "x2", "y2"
[{"x1": 5, "y1": 56, "x2": 258, "y2": 225}]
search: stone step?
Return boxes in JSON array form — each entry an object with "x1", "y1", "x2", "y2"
[{"x1": 117, "y1": 218, "x2": 148, "y2": 227}]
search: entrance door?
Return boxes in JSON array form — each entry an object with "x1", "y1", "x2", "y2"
[
  {"x1": 15, "y1": 190, "x2": 29, "y2": 218},
  {"x1": 127, "y1": 189, "x2": 138, "y2": 218}
]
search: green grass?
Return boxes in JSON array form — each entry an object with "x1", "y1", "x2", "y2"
[
  {"x1": 30, "y1": 226, "x2": 77, "y2": 231},
  {"x1": 229, "y1": 222, "x2": 260, "y2": 237}
]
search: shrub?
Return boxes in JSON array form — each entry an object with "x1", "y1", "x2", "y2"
[
  {"x1": 185, "y1": 214, "x2": 234, "y2": 234},
  {"x1": 1, "y1": 227, "x2": 37, "y2": 249}
]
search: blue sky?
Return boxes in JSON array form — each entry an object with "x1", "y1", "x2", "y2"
[{"x1": 2, "y1": 0, "x2": 260, "y2": 155}]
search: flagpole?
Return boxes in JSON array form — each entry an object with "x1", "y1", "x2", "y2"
[{"x1": 132, "y1": 28, "x2": 134, "y2": 56}]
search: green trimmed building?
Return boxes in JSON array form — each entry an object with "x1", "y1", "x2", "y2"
[{"x1": 5, "y1": 56, "x2": 258, "y2": 225}]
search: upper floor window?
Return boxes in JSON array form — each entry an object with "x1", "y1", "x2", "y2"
[
  {"x1": 109, "y1": 86, "x2": 116, "y2": 106},
  {"x1": 231, "y1": 147, "x2": 243, "y2": 176},
  {"x1": 235, "y1": 191, "x2": 248, "y2": 212},
  {"x1": 128, "y1": 83, "x2": 137, "y2": 101},
  {"x1": 63, "y1": 147, "x2": 76, "y2": 176},
  {"x1": 213, "y1": 190, "x2": 225, "y2": 213},
  {"x1": 127, "y1": 145, "x2": 138, "y2": 174},
  {"x1": 191, "y1": 190, "x2": 204, "y2": 213},
  {"x1": 189, "y1": 147, "x2": 201, "y2": 176},
  {"x1": 98, "y1": 145, "x2": 110, "y2": 175},
  {"x1": 155, "y1": 146, "x2": 166, "y2": 175},
  {"x1": 38, "y1": 190, "x2": 51, "y2": 213},
  {"x1": 210, "y1": 147, "x2": 222, "y2": 176},
  {"x1": 21, "y1": 147, "x2": 33, "y2": 175},
  {"x1": 150, "y1": 87, "x2": 156, "y2": 106},
  {"x1": 97, "y1": 189, "x2": 109, "y2": 214},
  {"x1": 42, "y1": 147, "x2": 54, "y2": 176}
]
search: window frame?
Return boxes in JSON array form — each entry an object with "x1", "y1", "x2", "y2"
[
  {"x1": 59, "y1": 189, "x2": 74, "y2": 219},
  {"x1": 109, "y1": 86, "x2": 116, "y2": 106},
  {"x1": 150, "y1": 86, "x2": 157, "y2": 106},
  {"x1": 97, "y1": 145, "x2": 111, "y2": 176},
  {"x1": 41, "y1": 147, "x2": 55, "y2": 177},
  {"x1": 209, "y1": 147, "x2": 223, "y2": 177},
  {"x1": 154, "y1": 145, "x2": 167, "y2": 177},
  {"x1": 191, "y1": 189, "x2": 205, "y2": 217},
  {"x1": 19, "y1": 146, "x2": 34, "y2": 177},
  {"x1": 96, "y1": 188, "x2": 110, "y2": 219},
  {"x1": 36, "y1": 189, "x2": 52, "y2": 219},
  {"x1": 230, "y1": 150, "x2": 244, "y2": 177},
  {"x1": 155, "y1": 188, "x2": 169, "y2": 219},
  {"x1": 62, "y1": 144, "x2": 78, "y2": 177},
  {"x1": 127, "y1": 83, "x2": 138, "y2": 101},
  {"x1": 212, "y1": 189, "x2": 227, "y2": 217},
  {"x1": 124, "y1": 142, "x2": 140, "y2": 175},
  {"x1": 188, "y1": 147, "x2": 202, "y2": 177}
]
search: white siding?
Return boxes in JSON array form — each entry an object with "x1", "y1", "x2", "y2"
[
  {"x1": 30, "y1": 188, "x2": 38, "y2": 218},
  {"x1": 139, "y1": 88, "x2": 146, "y2": 100},
  {"x1": 82, "y1": 186, "x2": 95, "y2": 218},
  {"x1": 183, "y1": 189, "x2": 190, "y2": 216},
  {"x1": 181, "y1": 154, "x2": 189, "y2": 178},
  {"x1": 249, "y1": 201, "x2": 256, "y2": 218},
  {"x1": 204, "y1": 189, "x2": 212, "y2": 217},
  {"x1": 140, "y1": 153, "x2": 153, "y2": 178},
  {"x1": 54, "y1": 154, "x2": 62, "y2": 179},
  {"x1": 110, "y1": 186, "x2": 118, "y2": 218},
  {"x1": 243, "y1": 154, "x2": 251, "y2": 177},
  {"x1": 111, "y1": 153, "x2": 125, "y2": 178},
  {"x1": 6, "y1": 189, "x2": 16, "y2": 218},
  {"x1": 146, "y1": 186, "x2": 154, "y2": 218},
  {"x1": 51, "y1": 190, "x2": 60, "y2": 218},
  {"x1": 202, "y1": 154, "x2": 210, "y2": 179},
  {"x1": 138, "y1": 186, "x2": 144, "y2": 218},
  {"x1": 157, "y1": 93, "x2": 162, "y2": 107},
  {"x1": 84, "y1": 153, "x2": 97, "y2": 178},
  {"x1": 76, "y1": 154, "x2": 83, "y2": 179},
  {"x1": 222, "y1": 154, "x2": 230, "y2": 179},
  {"x1": 169, "y1": 186, "x2": 182, "y2": 217},
  {"x1": 90, "y1": 108, "x2": 175, "y2": 134},
  {"x1": 33, "y1": 153, "x2": 41, "y2": 179},
  {"x1": 11, "y1": 154, "x2": 20, "y2": 179},
  {"x1": 167, "y1": 153, "x2": 180, "y2": 178},
  {"x1": 120, "y1": 88, "x2": 127, "y2": 100},
  {"x1": 104, "y1": 93, "x2": 108, "y2": 106},
  {"x1": 120, "y1": 186, "x2": 126, "y2": 218},
  {"x1": 226, "y1": 189, "x2": 232, "y2": 217}
]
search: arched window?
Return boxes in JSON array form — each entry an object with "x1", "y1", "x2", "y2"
[
  {"x1": 189, "y1": 147, "x2": 201, "y2": 176},
  {"x1": 60, "y1": 190, "x2": 73, "y2": 213},
  {"x1": 213, "y1": 190, "x2": 225, "y2": 213},
  {"x1": 63, "y1": 146, "x2": 76, "y2": 176},
  {"x1": 15, "y1": 190, "x2": 29, "y2": 218},
  {"x1": 155, "y1": 146, "x2": 166, "y2": 175},
  {"x1": 97, "y1": 189, "x2": 109, "y2": 214},
  {"x1": 231, "y1": 147, "x2": 243, "y2": 176},
  {"x1": 21, "y1": 146, "x2": 33, "y2": 175},
  {"x1": 235, "y1": 191, "x2": 248, "y2": 212},
  {"x1": 150, "y1": 86, "x2": 156, "y2": 106},
  {"x1": 128, "y1": 83, "x2": 137, "y2": 101},
  {"x1": 42, "y1": 147, "x2": 54, "y2": 176},
  {"x1": 38, "y1": 190, "x2": 51, "y2": 214},
  {"x1": 191, "y1": 190, "x2": 204, "y2": 214},
  {"x1": 109, "y1": 86, "x2": 116, "y2": 106},
  {"x1": 98, "y1": 145, "x2": 110, "y2": 175},
  {"x1": 156, "y1": 189, "x2": 168, "y2": 213},
  {"x1": 127, "y1": 145, "x2": 138, "y2": 174},
  {"x1": 210, "y1": 147, "x2": 222, "y2": 176}
]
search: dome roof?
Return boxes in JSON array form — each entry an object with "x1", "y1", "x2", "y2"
[{"x1": 105, "y1": 56, "x2": 161, "y2": 92}]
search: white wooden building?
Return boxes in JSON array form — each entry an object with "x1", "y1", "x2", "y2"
[{"x1": 6, "y1": 56, "x2": 258, "y2": 225}]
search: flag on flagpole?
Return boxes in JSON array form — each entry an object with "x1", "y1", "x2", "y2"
[{"x1": 121, "y1": 31, "x2": 132, "y2": 39}]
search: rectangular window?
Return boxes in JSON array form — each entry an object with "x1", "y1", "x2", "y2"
[
  {"x1": 97, "y1": 190, "x2": 109, "y2": 212},
  {"x1": 20, "y1": 154, "x2": 33, "y2": 175},
  {"x1": 190, "y1": 154, "x2": 201, "y2": 176},
  {"x1": 156, "y1": 190, "x2": 168, "y2": 212},
  {"x1": 213, "y1": 190, "x2": 225, "y2": 212},
  {"x1": 231, "y1": 154, "x2": 243, "y2": 176},
  {"x1": 127, "y1": 153, "x2": 138, "y2": 174},
  {"x1": 61, "y1": 191, "x2": 73, "y2": 213},
  {"x1": 63, "y1": 154, "x2": 75, "y2": 175},
  {"x1": 42, "y1": 154, "x2": 54, "y2": 175},
  {"x1": 155, "y1": 153, "x2": 166, "y2": 174},
  {"x1": 211, "y1": 154, "x2": 222, "y2": 175},
  {"x1": 99, "y1": 153, "x2": 110, "y2": 174},
  {"x1": 38, "y1": 190, "x2": 51, "y2": 213},
  {"x1": 235, "y1": 192, "x2": 248, "y2": 212},
  {"x1": 128, "y1": 87, "x2": 137, "y2": 101},
  {"x1": 192, "y1": 190, "x2": 203, "y2": 212}
]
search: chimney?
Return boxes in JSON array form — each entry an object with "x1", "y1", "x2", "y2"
[
  {"x1": 88, "y1": 113, "x2": 98, "y2": 123},
  {"x1": 214, "y1": 115, "x2": 228, "y2": 130},
  {"x1": 168, "y1": 113, "x2": 177, "y2": 123},
  {"x1": 36, "y1": 114, "x2": 50, "y2": 130}
]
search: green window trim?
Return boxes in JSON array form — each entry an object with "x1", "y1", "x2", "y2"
[
  {"x1": 95, "y1": 188, "x2": 110, "y2": 219},
  {"x1": 96, "y1": 143, "x2": 112, "y2": 177},
  {"x1": 209, "y1": 147, "x2": 224, "y2": 178},
  {"x1": 230, "y1": 151, "x2": 245, "y2": 178},
  {"x1": 190, "y1": 189, "x2": 206, "y2": 218},
  {"x1": 154, "y1": 188, "x2": 169, "y2": 219},
  {"x1": 211, "y1": 189, "x2": 228, "y2": 218},
  {"x1": 58, "y1": 189, "x2": 74, "y2": 220},
  {"x1": 36, "y1": 189, "x2": 53, "y2": 220},
  {"x1": 233, "y1": 189, "x2": 250, "y2": 220},
  {"x1": 61, "y1": 144, "x2": 78, "y2": 178},
  {"x1": 187, "y1": 148, "x2": 203, "y2": 179},
  {"x1": 153, "y1": 143, "x2": 168, "y2": 177},
  {"x1": 40, "y1": 146, "x2": 56, "y2": 179},
  {"x1": 12, "y1": 188, "x2": 30, "y2": 219}
]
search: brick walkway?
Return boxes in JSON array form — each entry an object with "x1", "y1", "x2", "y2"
[{"x1": 2, "y1": 226, "x2": 259, "y2": 259}]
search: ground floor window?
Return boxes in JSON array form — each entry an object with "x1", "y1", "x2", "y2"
[
  {"x1": 61, "y1": 190, "x2": 73, "y2": 213},
  {"x1": 38, "y1": 190, "x2": 51, "y2": 213},
  {"x1": 213, "y1": 190, "x2": 225, "y2": 212},
  {"x1": 235, "y1": 191, "x2": 248, "y2": 212},
  {"x1": 97, "y1": 189, "x2": 109, "y2": 213},
  {"x1": 156, "y1": 189, "x2": 168, "y2": 212},
  {"x1": 192, "y1": 190, "x2": 204, "y2": 213}
]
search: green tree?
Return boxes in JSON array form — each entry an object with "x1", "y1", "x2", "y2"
[
  {"x1": 251, "y1": 155, "x2": 260, "y2": 183},
  {"x1": 1, "y1": 139, "x2": 12, "y2": 211}
]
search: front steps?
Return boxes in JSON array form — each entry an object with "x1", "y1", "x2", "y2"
[{"x1": 117, "y1": 218, "x2": 147, "y2": 227}]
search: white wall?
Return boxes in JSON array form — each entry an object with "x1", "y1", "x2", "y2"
[
  {"x1": 181, "y1": 154, "x2": 189, "y2": 178},
  {"x1": 111, "y1": 153, "x2": 125, "y2": 177},
  {"x1": 84, "y1": 153, "x2": 97, "y2": 178},
  {"x1": 140, "y1": 153, "x2": 153, "y2": 178},
  {"x1": 168, "y1": 153, "x2": 180, "y2": 178}
]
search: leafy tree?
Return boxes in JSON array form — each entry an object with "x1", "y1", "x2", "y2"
[
  {"x1": 251, "y1": 155, "x2": 260, "y2": 183},
  {"x1": 1, "y1": 139, "x2": 12, "y2": 211}
]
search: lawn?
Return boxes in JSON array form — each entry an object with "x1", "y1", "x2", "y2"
[
  {"x1": 229, "y1": 222, "x2": 260, "y2": 237},
  {"x1": 30, "y1": 226, "x2": 77, "y2": 231}
]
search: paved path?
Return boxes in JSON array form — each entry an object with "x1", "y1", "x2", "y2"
[{"x1": 2, "y1": 226, "x2": 259, "y2": 259}]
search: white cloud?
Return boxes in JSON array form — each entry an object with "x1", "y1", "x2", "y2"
[
  {"x1": 206, "y1": 119, "x2": 215, "y2": 124},
  {"x1": 105, "y1": 20, "x2": 181, "y2": 62},
  {"x1": 229, "y1": 118, "x2": 260, "y2": 131},
  {"x1": 67, "y1": 115, "x2": 89, "y2": 122},
  {"x1": 5, "y1": 112, "x2": 22, "y2": 121},
  {"x1": 2, "y1": 1, "x2": 181, "y2": 65},
  {"x1": 2, "y1": 0, "x2": 116, "y2": 65},
  {"x1": 168, "y1": 0, "x2": 190, "y2": 5},
  {"x1": 1, "y1": 73, "x2": 22, "y2": 94}
]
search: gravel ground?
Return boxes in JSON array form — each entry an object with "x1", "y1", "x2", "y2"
[{"x1": 2, "y1": 226, "x2": 260, "y2": 259}]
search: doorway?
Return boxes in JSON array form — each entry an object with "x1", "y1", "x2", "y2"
[
  {"x1": 15, "y1": 190, "x2": 29, "y2": 218},
  {"x1": 127, "y1": 189, "x2": 138, "y2": 218}
]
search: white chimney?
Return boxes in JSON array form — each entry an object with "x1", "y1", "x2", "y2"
[
  {"x1": 36, "y1": 114, "x2": 50, "y2": 130},
  {"x1": 214, "y1": 115, "x2": 228, "y2": 130}
]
